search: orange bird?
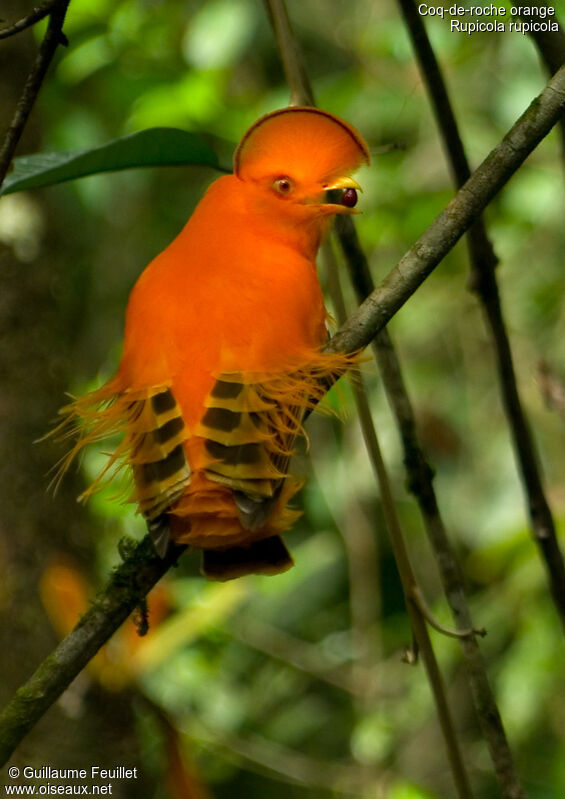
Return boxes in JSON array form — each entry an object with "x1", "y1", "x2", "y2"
[{"x1": 56, "y1": 107, "x2": 369, "y2": 580}]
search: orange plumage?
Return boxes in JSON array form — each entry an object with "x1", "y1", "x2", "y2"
[{"x1": 55, "y1": 107, "x2": 369, "y2": 580}]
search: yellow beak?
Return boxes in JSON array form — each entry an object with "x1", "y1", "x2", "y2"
[{"x1": 323, "y1": 176, "x2": 362, "y2": 192}]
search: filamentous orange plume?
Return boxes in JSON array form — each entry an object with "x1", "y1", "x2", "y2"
[{"x1": 54, "y1": 107, "x2": 370, "y2": 580}]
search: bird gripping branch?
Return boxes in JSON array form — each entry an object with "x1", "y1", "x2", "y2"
[{"x1": 53, "y1": 107, "x2": 369, "y2": 580}]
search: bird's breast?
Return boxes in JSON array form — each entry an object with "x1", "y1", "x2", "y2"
[{"x1": 119, "y1": 217, "x2": 327, "y2": 430}]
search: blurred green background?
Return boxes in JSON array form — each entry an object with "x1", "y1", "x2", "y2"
[{"x1": 1, "y1": 1, "x2": 564, "y2": 797}]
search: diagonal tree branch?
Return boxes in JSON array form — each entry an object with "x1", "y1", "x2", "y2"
[
  {"x1": 1, "y1": 43, "x2": 565, "y2": 775},
  {"x1": 325, "y1": 62, "x2": 565, "y2": 357}
]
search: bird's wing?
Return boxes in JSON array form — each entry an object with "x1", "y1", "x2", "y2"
[
  {"x1": 195, "y1": 372, "x2": 302, "y2": 532},
  {"x1": 127, "y1": 385, "x2": 192, "y2": 557},
  {"x1": 196, "y1": 349, "x2": 360, "y2": 531},
  {"x1": 128, "y1": 387, "x2": 191, "y2": 517},
  {"x1": 51, "y1": 380, "x2": 191, "y2": 555}
]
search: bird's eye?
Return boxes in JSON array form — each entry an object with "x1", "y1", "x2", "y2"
[{"x1": 272, "y1": 176, "x2": 294, "y2": 196}]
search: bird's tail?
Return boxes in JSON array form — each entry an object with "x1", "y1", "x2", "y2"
[{"x1": 201, "y1": 535, "x2": 294, "y2": 581}]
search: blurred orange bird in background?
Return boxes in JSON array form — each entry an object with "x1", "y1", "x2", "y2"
[{"x1": 55, "y1": 107, "x2": 370, "y2": 580}]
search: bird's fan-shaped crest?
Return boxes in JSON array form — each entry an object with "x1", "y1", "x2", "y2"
[{"x1": 234, "y1": 107, "x2": 370, "y2": 185}]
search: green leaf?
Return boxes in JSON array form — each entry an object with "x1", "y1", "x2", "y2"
[{"x1": 1, "y1": 127, "x2": 225, "y2": 196}]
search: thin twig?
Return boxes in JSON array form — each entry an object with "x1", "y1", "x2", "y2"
[
  {"x1": 262, "y1": 0, "x2": 314, "y2": 106},
  {"x1": 0, "y1": 0, "x2": 70, "y2": 189},
  {"x1": 268, "y1": 0, "x2": 383, "y2": 704},
  {"x1": 264, "y1": 3, "x2": 476, "y2": 794},
  {"x1": 348, "y1": 364, "x2": 474, "y2": 799},
  {"x1": 323, "y1": 245, "x2": 384, "y2": 704},
  {"x1": 397, "y1": 0, "x2": 565, "y2": 634},
  {"x1": 0, "y1": 0, "x2": 60, "y2": 40},
  {"x1": 365, "y1": 318, "x2": 528, "y2": 798}
]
